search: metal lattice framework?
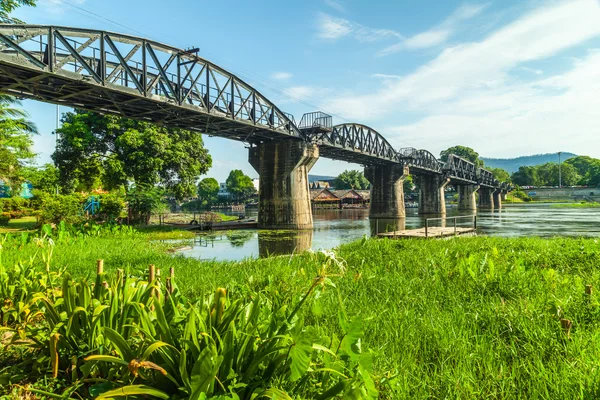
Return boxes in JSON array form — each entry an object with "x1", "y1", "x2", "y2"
[
  {"x1": 0, "y1": 24, "x2": 508, "y2": 189},
  {"x1": 0, "y1": 25, "x2": 301, "y2": 141},
  {"x1": 308, "y1": 123, "x2": 404, "y2": 165},
  {"x1": 477, "y1": 168, "x2": 498, "y2": 188},
  {"x1": 444, "y1": 154, "x2": 478, "y2": 184},
  {"x1": 399, "y1": 148, "x2": 443, "y2": 174}
]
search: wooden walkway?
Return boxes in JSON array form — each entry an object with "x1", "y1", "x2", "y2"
[{"x1": 377, "y1": 227, "x2": 476, "y2": 239}]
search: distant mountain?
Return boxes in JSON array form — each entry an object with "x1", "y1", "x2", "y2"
[
  {"x1": 481, "y1": 152, "x2": 577, "y2": 173},
  {"x1": 308, "y1": 174, "x2": 336, "y2": 183}
]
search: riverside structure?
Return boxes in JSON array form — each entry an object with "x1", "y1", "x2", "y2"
[{"x1": 0, "y1": 25, "x2": 509, "y2": 229}]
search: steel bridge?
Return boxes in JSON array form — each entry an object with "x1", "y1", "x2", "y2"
[{"x1": 0, "y1": 24, "x2": 504, "y2": 190}]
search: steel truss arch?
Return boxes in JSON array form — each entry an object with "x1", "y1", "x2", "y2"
[
  {"x1": 310, "y1": 123, "x2": 404, "y2": 164},
  {"x1": 0, "y1": 24, "x2": 301, "y2": 141},
  {"x1": 406, "y1": 149, "x2": 442, "y2": 174}
]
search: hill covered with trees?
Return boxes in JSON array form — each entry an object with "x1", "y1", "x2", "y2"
[{"x1": 481, "y1": 153, "x2": 577, "y2": 173}]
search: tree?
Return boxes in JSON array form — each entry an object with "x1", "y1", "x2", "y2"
[
  {"x1": 0, "y1": 95, "x2": 37, "y2": 191},
  {"x1": 536, "y1": 163, "x2": 580, "y2": 187},
  {"x1": 334, "y1": 170, "x2": 370, "y2": 190},
  {"x1": 54, "y1": 110, "x2": 212, "y2": 199},
  {"x1": 403, "y1": 175, "x2": 414, "y2": 193},
  {"x1": 1, "y1": 0, "x2": 36, "y2": 23},
  {"x1": 198, "y1": 177, "x2": 219, "y2": 205},
  {"x1": 490, "y1": 167, "x2": 510, "y2": 183},
  {"x1": 565, "y1": 156, "x2": 600, "y2": 187},
  {"x1": 511, "y1": 163, "x2": 581, "y2": 187},
  {"x1": 439, "y1": 146, "x2": 484, "y2": 167},
  {"x1": 511, "y1": 166, "x2": 540, "y2": 186},
  {"x1": 226, "y1": 170, "x2": 256, "y2": 201},
  {"x1": 21, "y1": 164, "x2": 59, "y2": 193}
]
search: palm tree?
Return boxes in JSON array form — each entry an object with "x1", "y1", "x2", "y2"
[{"x1": 0, "y1": 95, "x2": 38, "y2": 189}]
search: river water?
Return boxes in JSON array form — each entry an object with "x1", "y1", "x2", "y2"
[{"x1": 180, "y1": 204, "x2": 600, "y2": 261}]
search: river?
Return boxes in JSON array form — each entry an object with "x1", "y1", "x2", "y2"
[{"x1": 179, "y1": 204, "x2": 600, "y2": 261}]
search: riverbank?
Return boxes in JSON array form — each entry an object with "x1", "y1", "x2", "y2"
[{"x1": 2, "y1": 231, "x2": 600, "y2": 398}]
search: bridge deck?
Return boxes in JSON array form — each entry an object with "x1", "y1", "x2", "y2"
[{"x1": 377, "y1": 227, "x2": 476, "y2": 239}]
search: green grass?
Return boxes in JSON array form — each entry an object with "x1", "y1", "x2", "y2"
[
  {"x1": 3, "y1": 233, "x2": 600, "y2": 398},
  {"x1": 0, "y1": 216, "x2": 37, "y2": 233}
]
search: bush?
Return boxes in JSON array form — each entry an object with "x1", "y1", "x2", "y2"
[
  {"x1": 97, "y1": 193, "x2": 125, "y2": 221},
  {"x1": 0, "y1": 213, "x2": 9, "y2": 226},
  {"x1": 35, "y1": 192, "x2": 85, "y2": 225},
  {"x1": 513, "y1": 189, "x2": 532, "y2": 202},
  {"x1": 0, "y1": 198, "x2": 33, "y2": 218}
]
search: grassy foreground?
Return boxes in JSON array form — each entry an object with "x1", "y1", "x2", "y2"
[{"x1": 2, "y1": 231, "x2": 600, "y2": 398}]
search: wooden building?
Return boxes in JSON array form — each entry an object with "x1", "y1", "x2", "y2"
[{"x1": 310, "y1": 188, "x2": 370, "y2": 209}]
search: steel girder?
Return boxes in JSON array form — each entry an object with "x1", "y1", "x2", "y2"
[
  {"x1": 0, "y1": 25, "x2": 301, "y2": 142},
  {"x1": 399, "y1": 148, "x2": 443, "y2": 174},
  {"x1": 477, "y1": 168, "x2": 499, "y2": 188},
  {"x1": 309, "y1": 123, "x2": 405, "y2": 165},
  {"x1": 443, "y1": 154, "x2": 478, "y2": 184}
]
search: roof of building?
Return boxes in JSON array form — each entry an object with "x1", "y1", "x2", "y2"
[{"x1": 310, "y1": 188, "x2": 370, "y2": 201}]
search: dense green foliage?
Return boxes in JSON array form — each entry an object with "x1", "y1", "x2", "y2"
[
  {"x1": 482, "y1": 152, "x2": 577, "y2": 174},
  {"x1": 334, "y1": 170, "x2": 370, "y2": 190},
  {"x1": 197, "y1": 177, "x2": 220, "y2": 205},
  {"x1": 125, "y1": 185, "x2": 167, "y2": 225},
  {"x1": 54, "y1": 110, "x2": 212, "y2": 199},
  {"x1": 0, "y1": 0, "x2": 36, "y2": 23},
  {"x1": 489, "y1": 167, "x2": 510, "y2": 182},
  {"x1": 0, "y1": 95, "x2": 37, "y2": 190},
  {"x1": 564, "y1": 156, "x2": 600, "y2": 187},
  {"x1": 439, "y1": 145, "x2": 484, "y2": 167},
  {"x1": 225, "y1": 170, "x2": 256, "y2": 201},
  {"x1": 2, "y1": 233, "x2": 600, "y2": 398},
  {"x1": 21, "y1": 163, "x2": 59, "y2": 193},
  {"x1": 511, "y1": 162, "x2": 581, "y2": 187}
]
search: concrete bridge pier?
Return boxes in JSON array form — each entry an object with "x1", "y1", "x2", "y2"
[
  {"x1": 493, "y1": 189, "x2": 502, "y2": 209},
  {"x1": 365, "y1": 164, "x2": 410, "y2": 220},
  {"x1": 418, "y1": 175, "x2": 450, "y2": 215},
  {"x1": 457, "y1": 184, "x2": 479, "y2": 211},
  {"x1": 478, "y1": 187, "x2": 494, "y2": 209},
  {"x1": 249, "y1": 141, "x2": 319, "y2": 229},
  {"x1": 501, "y1": 190, "x2": 508, "y2": 201}
]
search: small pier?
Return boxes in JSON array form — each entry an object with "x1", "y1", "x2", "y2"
[{"x1": 378, "y1": 215, "x2": 477, "y2": 239}]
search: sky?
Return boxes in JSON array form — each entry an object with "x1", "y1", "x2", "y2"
[{"x1": 12, "y1": 0, "x2": 600, "y2": 182}]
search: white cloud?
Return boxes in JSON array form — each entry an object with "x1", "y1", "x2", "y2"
[
  {"x1": 324, "y1": 0, "x2": 346, "y2": 13},
  {"x1": 521, "y1": 66, "x2": 543, "y2": 75},
  {"x1": 380, "y1": 3, "x2": 488, "y2": 55},
  {"x1": 271, "y1": 72, "x2": 293, "y2": 81},
  {"x1": 321, "y1": 0, "x2": 600, "y2": 158},
  {"x1": 326, "y1": 0, "x2": 600, "y2": 118},
  {"x1": 316, "y1": 13, "x2": 402, "y2": 42},
  {"x1": 282, "y1": 86, "x2": 317, "y2": 102}
]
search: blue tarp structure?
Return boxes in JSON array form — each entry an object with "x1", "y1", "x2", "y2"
[{"x1": 0, "y1": 180, "x2": 34, "y2": 199}]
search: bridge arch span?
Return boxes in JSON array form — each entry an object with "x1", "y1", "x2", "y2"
[
  {"x1": 0, "y1": 24, "x2": 301, "y2": 141},
  {"x1": 407, "y1": 149, "x2": 442, "y2": 174},
  {"x1": 310, "y1": 122, "x2": 403, "y2": 165}
]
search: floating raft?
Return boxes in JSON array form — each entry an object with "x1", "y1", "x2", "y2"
[{"x1": 377, "y1": 227, "x2": 476, "y2": 239}]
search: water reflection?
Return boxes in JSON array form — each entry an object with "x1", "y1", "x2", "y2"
[
  {"x1": 178, "y1": 204, "x2": 600, "y2": 261},
  {"x1": 258, "y1": 230, "x2": 313, "y2": 257},
  {"x1": 226, "y1": 230, "x2": 254, "y2": 247},
  {"x1": 370, "y1": 218, "x2": 405, "y2": 235}
]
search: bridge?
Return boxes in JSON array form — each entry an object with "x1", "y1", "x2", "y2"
[{"x1": 0, "y1": 25, "x2": 508, "y2": 229}]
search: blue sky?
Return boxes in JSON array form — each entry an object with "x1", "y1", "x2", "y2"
[{"x1": 13, "y1": 0, "x2": 600, "y2": 182}]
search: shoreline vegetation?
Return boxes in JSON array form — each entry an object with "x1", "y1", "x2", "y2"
[{"x1": 1, "y1": 225, "x2": 600, "y2": 398}]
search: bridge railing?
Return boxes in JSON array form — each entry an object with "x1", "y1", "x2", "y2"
[{"x1": 299, "y1": 111, "x2": 332, "y2": 131}]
